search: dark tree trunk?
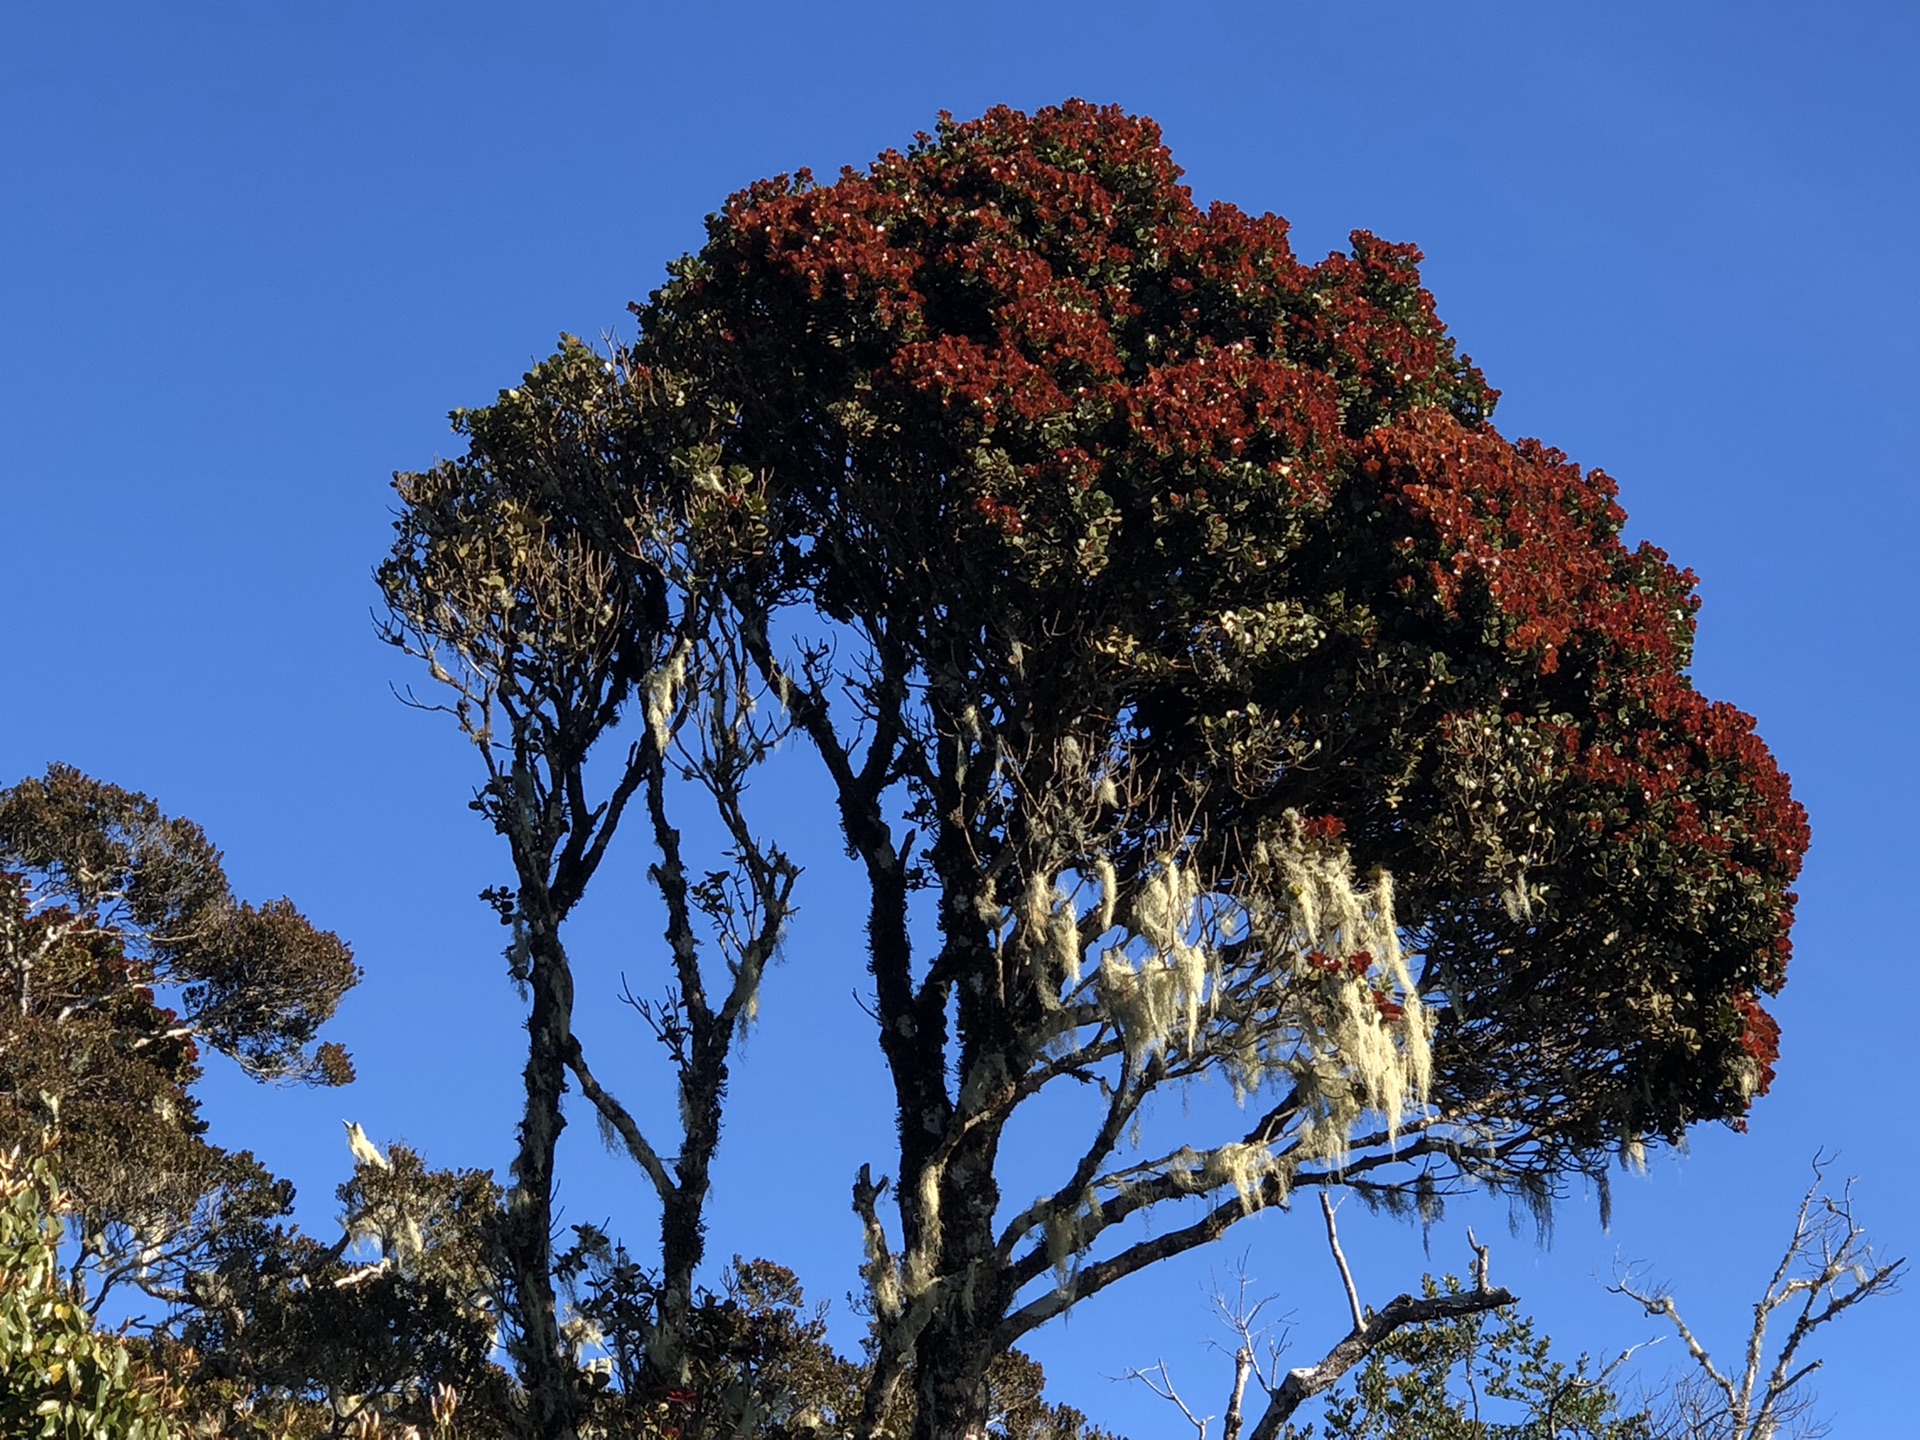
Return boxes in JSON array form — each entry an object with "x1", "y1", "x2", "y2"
[
  {"x1": 508, "y1": 921, "x2": 583, "y2": 1440},
  {"x1": 913, "y1": 1321, "x2": 998, "y2": 1440},
  {"x1": 651, "y1": 1039, "x2": 726, "y2": 1388},
  {"x1": 907, "y1": 1141, "x2": 1008, "y2": 1440}
]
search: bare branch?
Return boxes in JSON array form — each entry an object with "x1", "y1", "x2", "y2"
[
  {"x1": 1123, "y1": 1358, "x2": 1214, "y2": 1439},
  {"x1": 1616, "y1": 1155, "x2": 1904, "y2": 1440},
  {"x1": 1320, "y1": 1194, "x2": 1365, "y2": 1334},
  {"x1": 561, "y1": 1037, "x2": 675, "y2": 1205},
  {"x1": 1246, "y1": 1280, "x2": 1515, "y2": 1440}
]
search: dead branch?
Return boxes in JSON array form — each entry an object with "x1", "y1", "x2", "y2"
[{"x1": 1612, "y1": 1154, "x2": 1904, "y2": 1440}]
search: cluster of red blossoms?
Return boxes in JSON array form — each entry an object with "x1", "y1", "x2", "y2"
[
  {"x1": 688, "y1": 103, "x2": 1473, "y2": 580},
  {"x1": 1300, "y1": 814, "x2": 1348, "y2": 844},
  {"x1": 658, "y1": 100, "x2": 1807, "y2": 1122},
  {"x1": 1304, "y1": 948, "x2": 1373, "y2": 979}
]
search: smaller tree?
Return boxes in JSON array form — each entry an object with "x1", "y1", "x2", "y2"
[
  {"x1": 556, "y1": 1243, "x2": 862, "y2": 1439},
  {"x1": 552, "y1": 1236, "x2": 1120, "y2": 1440},
  {"x1": 1296, "y1": 1289, "x2": 1653, "y2": 1440},
  {"x1": 380, "y1": 338, "x2": 801, "y2": 1436},
  {"x1": 1612, "y1": 1157, "x2": 1904, "y2": 1440},
  {"x1": 1127, "y1": 1200, "x2": 1521, "y2": 1440},
  {"x1": 168, "y1": 1131, "x2": 510, "y2": 1438}
]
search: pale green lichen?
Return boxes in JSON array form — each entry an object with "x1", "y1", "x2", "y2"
[
  {"x1": 1092, "y1": 854, "x2": 1118, "y2": 938},
  {"x1": 1042, "y1": 1186, "x2": 1100, "y2": 1280},
  {"x1": 1099, "y1": 854, "x2": 1212, "y2": 1055},
  {"x1": 1257, "y1": 826, "x2": 1431, "y2": 1153},
  {"x1": 900, "y1": 1163, "x2": 944, "y2": 1299},
  {"x1": 641, "y1": 645, "x2": 688, "y2": 754},
  {"x1": 1203, "y1": 1140, "x2": 1293, "y2": 1214}
]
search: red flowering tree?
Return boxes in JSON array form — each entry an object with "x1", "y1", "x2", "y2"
[{"x1": 631, "y1": 102, "x2": 1806, "y2": 1440}]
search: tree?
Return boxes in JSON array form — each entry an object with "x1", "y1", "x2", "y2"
[
  {"x1": 1612, "y1": 1158, "x2": 1903, "y2": 1440},
  {"x1": 1132, "y1": 1162, "x2": 1901, "y2": 1440},
  {"x1": 163, "y1": 1132, "x2": 512, "y2": 1438},
  {"x1": 0, "y1": 1148, "x2": 183, "y2": 1440},
  {"x1": 1125, "y1": 1203, "x2": 1524, "y2": 1440},
  {"x1": 1297, "y1": 1285, "x2": 1654, "y2": 1440},
  {"x1": 0, "y1": 765, "x2": 358, "y2": 1317},
  {"x1": 379, "y1": 340, "x2": 800, "y2": 1436},
  {"x1": 1135, "y1": 1274, "x2": 1654, "y2": 1440},
  {"x1": 626, "y1": 101, "x2": 1807, "y2": 1440}
]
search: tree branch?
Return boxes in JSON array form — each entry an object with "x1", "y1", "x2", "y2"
[
  {"x1": 1245, "y1": 1283, "x2": 1515, "y2": 1440},
  {"x1": 1320, "y1": 1194, "x2": 1365, "y2": 1334},
  {"x1": 561, "y1": 1036, "x2": 675, "y2": 1205}
]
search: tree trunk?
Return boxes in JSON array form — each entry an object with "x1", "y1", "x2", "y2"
[
  {"x1": 910, "y1": 1307, "x2": 999, "y2": 1440},
  {"x1": 649, "y1": 1042, "x2": 726, "y2": 1390},
  {"x1": 508, "y1": 921, "x2": 582, "y2": 1440},
  {"x1": 906, "y1": 1120, "x2": 1008, "y2": 1440}
]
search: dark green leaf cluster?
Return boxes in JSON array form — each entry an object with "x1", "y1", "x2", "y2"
[
  {"x1": 168, "y1": 1143, "x2": 512, "y2": 1437},
  {"x1": 0, "y1": 765, "x2": 359, "y2": 1086},
  {"x1": 1295, "y1": 1280, "x2": 1651, "y2": 1440},
  {"x1": 0, "y1": 767, "x2": 356, "y2": 1329}
]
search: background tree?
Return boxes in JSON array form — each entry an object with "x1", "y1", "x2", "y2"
[
  {"x1": 1130, "y1": 1273, "x2": 1653, "y2": 1440},
  {"x1": 380, "y1": 339, "x2": 800, "y2": 1436},
  {"x1": 1613, "y1": 1158, "x2": 1903, "y2": 1440},
  {"x1": 159, "y1": 1133, "x2": 511, "y2": 1439},
  {"x1": 0, "y1": 765, "x2": 358, "y2": 1316},
  {"x1": 1289, "y1": 1287, "x2": 1653, "y2": 1440},
  {"x1": 632, "y1": 101, "x2": 1808, "y2": 1440},
  {"x1": 1127, "y1": 1163, "x2": 1902, "y2": 1440}
]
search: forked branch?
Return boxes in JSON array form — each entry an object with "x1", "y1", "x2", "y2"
[
  {"x1": 1244, "y1": 1217, "x2": 1514, "y2": 1440},
  {"x1": 1610, "y1": 1154, "x2": 1903, "y2": 1440}
]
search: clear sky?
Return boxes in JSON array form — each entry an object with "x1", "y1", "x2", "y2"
[{"x1": 4, "y1": 3, "x2": 1915, "y2": 1432}]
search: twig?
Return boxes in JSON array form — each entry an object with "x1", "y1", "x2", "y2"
[{"x1": 1320, "y1": 1193, "x2": 1366, "y2": 1333}]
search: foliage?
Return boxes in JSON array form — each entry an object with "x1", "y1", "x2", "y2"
[
  {"x1": 553, "y1": 1236, "x2": 1118, "y2": 1440},
  {"x1": 0, "y1": 766, "x2": 356, "y2": 1316},
  {"x1": 556, "y1": 1241, "x2": 860, "y2": 1439},
  {"x1": 0, "y1": 1149, "x2": 181, "y2": 1440},
  {"x1": 0, "y1": 765, "x2": 359, "y2": 1087},
  {"x1": 1292, "y1": 1282, "x2": 1652, "y2": 1440},
  {"x1": 625, "y1": 101, "x2": 1808, "y2": 1436},
  {"x1": 167, "y1": 1137, "x2": 511, "y2": 1437}
]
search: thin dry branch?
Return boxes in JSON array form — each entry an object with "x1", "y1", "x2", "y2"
[
  {"x1": 1320, "y1": 1194, "x2": 1365, "y2": 1333},
  {"x1": 1612, "y1": 1155, "x2": 1904, "y2": 1440}
]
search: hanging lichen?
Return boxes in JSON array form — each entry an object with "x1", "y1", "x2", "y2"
[{"x1": 1084, "y1": 814, "x2": 1432, "y2": 1187}]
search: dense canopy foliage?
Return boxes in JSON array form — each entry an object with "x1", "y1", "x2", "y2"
[
  {"x1": 646, "y1": 102, "x2": 1803, "y2": 1155},
  {"x1": 0, "y1": 766, "x2": 358, "y2": 1321}
]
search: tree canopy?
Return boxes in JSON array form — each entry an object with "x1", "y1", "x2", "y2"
[
  {"x1": 0, "y1": 766, "x2": 358, "y2": 1320},
  {"x1": 619, "y1": 101, "x2": 1807, "y2": 1438}
]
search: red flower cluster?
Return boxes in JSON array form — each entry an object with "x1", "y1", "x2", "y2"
[
  {"x1": 680, "y1": 101, "x2": 1493, "y2": 585},
  {"x1": 1300, "y1": 814, "x2": 1347, "y2": 843},
  {"x1": 1733, "y1": 990, "x2": 1782, "y2": 1098},
  {"x1": 1303, "y1": 948, "x2": 1374, "y2": 980}
]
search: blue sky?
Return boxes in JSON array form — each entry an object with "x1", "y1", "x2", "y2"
[{"x1": 3, "y1": 2, "x2": 1915, "y2": 1431}]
